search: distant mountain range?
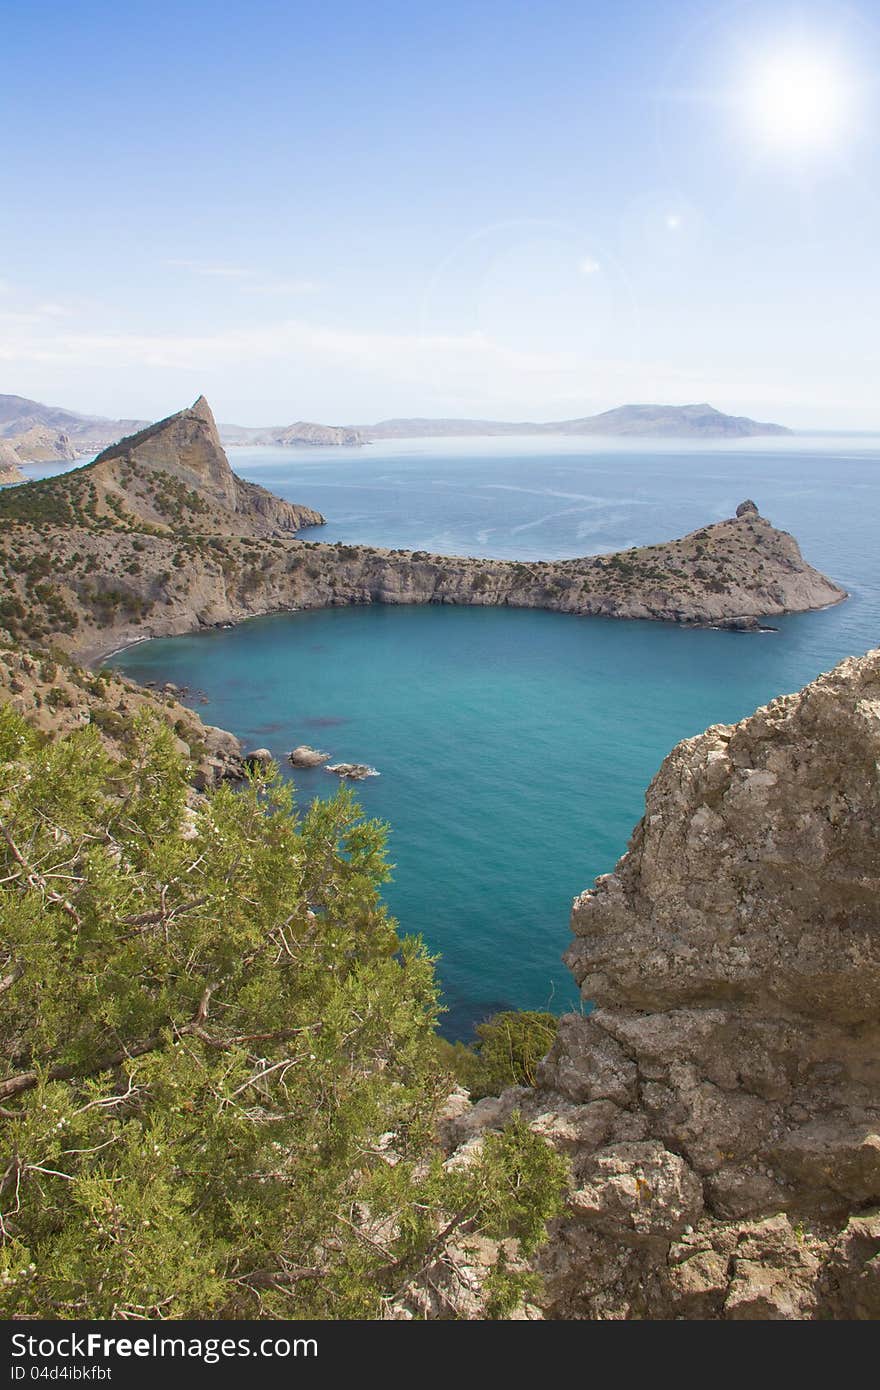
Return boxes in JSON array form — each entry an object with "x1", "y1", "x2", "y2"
[
  {"x1": 0, "y1": 393, "x2": 790, "y2": 468},
  {"x1": 0, "y1": 394, "x2": 149, "y2": 467},
  {"x1": 0, "y1": 394, "x2": 364, "y2": 458},
  {"x1": 220, "y1": 420, "x2": 364, "y2": 447},
  {"x1": 357, "y1": 403, "x2": 791, "y2": 440}
]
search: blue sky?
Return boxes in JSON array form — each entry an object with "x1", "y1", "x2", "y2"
[{"x1": 3, "y1": 0, "x2": 880, "y2": 427}]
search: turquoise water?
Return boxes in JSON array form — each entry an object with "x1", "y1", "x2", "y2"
[{"x1": 113, "y1": 436, "x2": 880, "y2": 1038}]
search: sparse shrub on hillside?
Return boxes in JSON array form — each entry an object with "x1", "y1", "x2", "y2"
[
  {"x1": 437, "y1": 1011, "x2": 559, "y2": 1100},
  {"x1": 0, "y1": 712, "x2": 565, "y2": 1318}
]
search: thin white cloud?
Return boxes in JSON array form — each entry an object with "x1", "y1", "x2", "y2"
[
  {"x1": 0, "y1": 318, "x2": 570, "y2": 379},
  {"x1": 2, "y1": 307, "x2": 876, "y2": 424},
  {"x1": 578, "y1": 257, "x2": 601, "y2": 275},
  {"x1": 0, "y1": 302, "x2": 77, "y2": 327},
  {"x1": 245, "y1": 278, "x2": 321, "y2": 295},
  {"x1": 165, "y1": 262, "x2": 321, "y2": 296},
  {"x1": 34, "y1": 302, "x2": 72, "y2": 318},
  {"x1": 165, "y1": 259, "x2": 256, "y2": 280}
]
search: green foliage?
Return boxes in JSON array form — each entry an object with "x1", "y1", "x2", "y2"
[
  {"x1": 437, "y1": 1012, "x2": 559, "y2": 1100},
  {"x1": 0, "y1": 709, "x2": 565, "y2": 1319}
]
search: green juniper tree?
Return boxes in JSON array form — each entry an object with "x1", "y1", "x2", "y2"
[
  {"x1": 437, "y1": 1012, "x2": 559, "y2": 1100},
  {"x1": 0, "y1": 706, "x2": 565, "y2": 1319}
]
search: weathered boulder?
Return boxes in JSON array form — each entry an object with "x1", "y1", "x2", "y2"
[
  {"x1": 288, "y1": 744, "x2": 330, "y2": 767},
  {"x1": 444, "y1": 648, "x2": 880, "y2": 1318},
  {"x1": 243, "y1": 747, "x2": 274, "y2": 768}
]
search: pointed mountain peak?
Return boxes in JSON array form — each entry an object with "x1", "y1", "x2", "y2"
[
  {"x1": 80, "y1": 397, "x2": 324, "y2": 537},
  {"x1": 189, "y1": 394, "x2": 214, "y2": 422},
  {"x1": 92, "y1": 395, "x2": 235, "y2": 507}
]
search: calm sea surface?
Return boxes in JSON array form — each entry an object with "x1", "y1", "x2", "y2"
[{"x1": 111, "y1": 435, "x2": 880, "y2": 1038}]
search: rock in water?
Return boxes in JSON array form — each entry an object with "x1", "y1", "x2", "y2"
[
  {"x1": 717, "y1": 615, "x2": 760, "y2": 631},
  {"x1": 288, "y1": 744, "x2": 330, "y2": 767},
  {"x1": 244, "y1": 748, "x2": 274, "y2": 768},
  {"x1": 439, "y1": 649, "x2": 880, "y2": 1321},
  {"x1": 325, "y1": 763, "x2": 379, "y2": 780}
]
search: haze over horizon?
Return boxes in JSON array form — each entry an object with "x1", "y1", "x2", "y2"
[{"x1": 4, "y1": 0, "x2": 880, "y2": 430}]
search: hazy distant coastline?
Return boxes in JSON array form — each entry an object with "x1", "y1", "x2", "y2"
[
  {"x1": 0, "y1": 393, "x2": 791, "y2": 467},
  {"x1": 354, "y1": 403, "x2": 791, "y2": 441}
]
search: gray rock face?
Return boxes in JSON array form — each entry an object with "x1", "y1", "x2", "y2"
[
  {"x1": 0, "y1": 426, "x2": 79, "y2": 465},
  {"x1": 0, "y1": 439, "x2": 25, "y2": 484},
  {"x1": 444, "y1": 650, "x2": 880, "y2": 1318}
]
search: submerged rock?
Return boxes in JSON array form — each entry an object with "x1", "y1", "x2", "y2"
[
  {"x1": 717, "y1": 615, "x2": 761, "y2": 631},
  {"x1": 715, "y1": 615, "x2": 777, "y2": 632}
]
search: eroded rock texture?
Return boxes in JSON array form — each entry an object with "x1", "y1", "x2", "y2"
[{"x1": 445, "y1": 650, "x2": 880, "y2": 1318}]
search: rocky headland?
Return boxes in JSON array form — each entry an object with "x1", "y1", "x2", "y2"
[
  {"x1": 1, "y1": 424, "x2": 79, "y2": 464},
  {"x1": 0, "y1": 396, "x2": 844, "y2": 666},
  {"x1": 232, "y1": 421, "x2": 364, "y2": 447},
  {"x1": 438, "y1": 649, "x2": 880, "y2": 1319}
]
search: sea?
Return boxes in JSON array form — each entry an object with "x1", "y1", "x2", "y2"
[{"x1": 102, "y1": 433, "x2": 880, "y2": 1039}]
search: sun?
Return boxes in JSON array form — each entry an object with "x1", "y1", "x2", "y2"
[{"x1": 743, "y1": 49, "x2": 854, "y2": 151}]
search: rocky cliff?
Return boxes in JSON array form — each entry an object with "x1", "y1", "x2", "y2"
[
  {"x1": 3, "y1": 424, "x2": 79, "y2": 463},
  {"x1": 0, "y1": 440, "x2": 25, "y2": 483},
  {"x1": 442, "y1": 649, "x2": 880, "y2": 1319}
]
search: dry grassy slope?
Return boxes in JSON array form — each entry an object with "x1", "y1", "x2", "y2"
[
  {"x1": 0, "y1": 639, "x2": 243, "y2": 787},
  {"x1": 0, "y1": 395, "x2": 324, "y2": 540}
]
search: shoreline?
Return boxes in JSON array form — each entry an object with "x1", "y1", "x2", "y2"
[{"x1": 94, "y1": 584, "x2": 850, "y2": 672}]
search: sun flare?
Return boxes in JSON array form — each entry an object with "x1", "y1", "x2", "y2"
[{"x1": 743, "y1": 49, "x2": 854, "y2": 151}]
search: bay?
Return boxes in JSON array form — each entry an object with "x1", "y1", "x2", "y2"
[{"x1": 112, "y1": 435, "x2": 880, "y2": 1038}]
